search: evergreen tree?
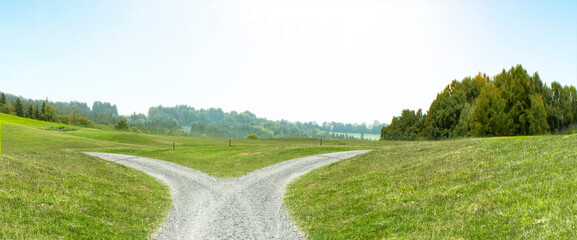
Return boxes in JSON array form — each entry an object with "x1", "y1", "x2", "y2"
[
  {"x1": 0, "y1": 93, "x2": 8, "y2": 114},
  {"x1": 0, "y1": 93, "x2": 6, "y2": 106},
  {"x1": 14, "y1": 98, "x2": 24, "y2": 117},
  {"x1": 41, "y1": 101, "x2": 47, "y2": 120},
  {"x1": 571, "y1": 86, "x2": 577, "y2": 125},
  {"x1": 33, "y1": 105, "x2": 40, "y2": 120},
  {"x1": 26, "y1": 105, "x2": 34, "y2": 119}
]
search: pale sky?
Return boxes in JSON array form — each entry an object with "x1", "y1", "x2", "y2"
[{"x1": 1, "y1": 0, "x2": 576, "y2": 124}]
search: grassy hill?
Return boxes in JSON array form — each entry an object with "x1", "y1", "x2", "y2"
[
  {"x1": 0, "y1": 114, "x2": 171, "y2": 239},
  {"x1": 286, "y1": 134, "x2": 577, "y2": 239}
]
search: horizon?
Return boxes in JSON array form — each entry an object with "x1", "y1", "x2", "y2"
[
  {"x1": 1, "y1": 0, "x2": 576, "y2": 125},
  {"x1": 1, "y1": 90, "x2": 385, "y2": 126}
]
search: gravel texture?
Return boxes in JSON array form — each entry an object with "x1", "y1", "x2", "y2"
[{"x1": 85, "y1": 150, "x2": 370, "y2": 239}]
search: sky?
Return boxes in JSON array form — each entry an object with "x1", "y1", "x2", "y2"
[{"x1": 1, "y1": 0, "x2": 576, "y2": 125}]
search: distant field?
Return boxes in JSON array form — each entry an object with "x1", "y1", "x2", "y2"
[
  {"x1": 333, "y1": 132, "x2": 381, "y2": 140},
  {"x1": 1, "y1": 113, "x2": 373, "y2": 177},
  {"x1": 62, "y1": 130, "x2": 377, "y2": 177}
]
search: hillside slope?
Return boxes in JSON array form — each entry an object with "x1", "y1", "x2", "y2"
[
  {"x1": 0, "y1": 113, "x2": 171, "y2": 239},
  {"x1": 287, "y1": 134, "x2": 577, "y2": 239}
]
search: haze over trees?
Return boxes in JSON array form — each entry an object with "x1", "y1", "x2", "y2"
[
  {"x1": 0, "y1": 91, "x2": 383, "y2": 139},
  {"x1": 132, "y1": 105, "x2": 383, "y2": 139},
  {"x1": 381, "y1": 65, "x2": 577, "y2": 140}
]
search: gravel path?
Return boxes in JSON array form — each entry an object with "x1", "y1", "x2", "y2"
[{"x1": 85, "y1": 150, "x2": 370, "y2": 239}]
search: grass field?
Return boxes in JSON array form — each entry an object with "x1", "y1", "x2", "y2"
[
  {"x1": 0, "y1": 114, "x2": 172, "y2": 239},
  {"x1": 286, "y1": 135, "x2": 577, "y2": 239},
  {"x1": 0, "y1": 151, "x2": 170, "y2": 239},
  {"x1": 2, "y1": 112, "x2": 576, "y2": 239},
  {"x1": 0, "y1": 113, "x2": 370, "y2": 238}
]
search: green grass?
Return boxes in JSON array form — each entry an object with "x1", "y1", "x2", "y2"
[
  {"x1": 57, "y1": 122, "x2": 380, "y2": 177},
  {"x1": 1, "y1": 114, "x2": 366, "y2": 178},
  {"x1": 102, "y1": 139, "x2": 372, "y2": 177},
  {"x1": 0, "y1": 151, "x2": 170, "y2": 239},
  {"x1": 0, "y1": 113, "x2": 374, "y2": 238},
  {"x1": 0, "y1": 113, "x2": 172, "y2": 239},
  {"x1": 4, "y1": 112, "x2": 575, "y2": 239},
  {"x1": 286, "y1": 135, "x2": 577, "y2": 239}
]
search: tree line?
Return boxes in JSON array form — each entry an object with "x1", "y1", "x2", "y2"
[
  {"x1": 0, "y1": 91, "x2": 384, "y2": 140},
  {"x1": 381, "y1": 65, "x2": 577, "y2": 140},
  {"x1": 0, "y1": 92, "x2": 121, "y2": 127},
  {"x1": 129, "y1": 105, "x2": 384, "y2": 139}
]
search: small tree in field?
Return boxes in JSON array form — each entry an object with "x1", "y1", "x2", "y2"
[
  {"x1": 78, "y1": 116, "x2": 94, "y2": 127},
  {"x1": 42, "y1": 104, "x2": 58, "y2": 122},
  {"x1": 115, "y1": 119, "x2": 129, "y2": 131},
  {"x1": 247, "y1": 134, "x2": 258, "y2": 140},
  {"x1": 69, "y1": 110, "x2": 79, "y2": 125}
]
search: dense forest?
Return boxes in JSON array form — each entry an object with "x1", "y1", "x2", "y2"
[
  {"x1": 381, "y1": 65, "x2": 577, "y2": 140},
  {"x1": 0, "y1": 92, "x2": 383, "y2": 140}
]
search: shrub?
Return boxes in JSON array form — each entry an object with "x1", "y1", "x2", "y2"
[
  {"x1": 78, "y1": 116, "x2": 94, "y2": 128},
  {"x1": 130, "y1": 126, "x2": 142, "y2": 133},
  {"x1": 247, "y1": 134, "x2": 258, "y2": 140},
  {"x1": 115, "y1": 119, "x2": 129, "y2": 131}
]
